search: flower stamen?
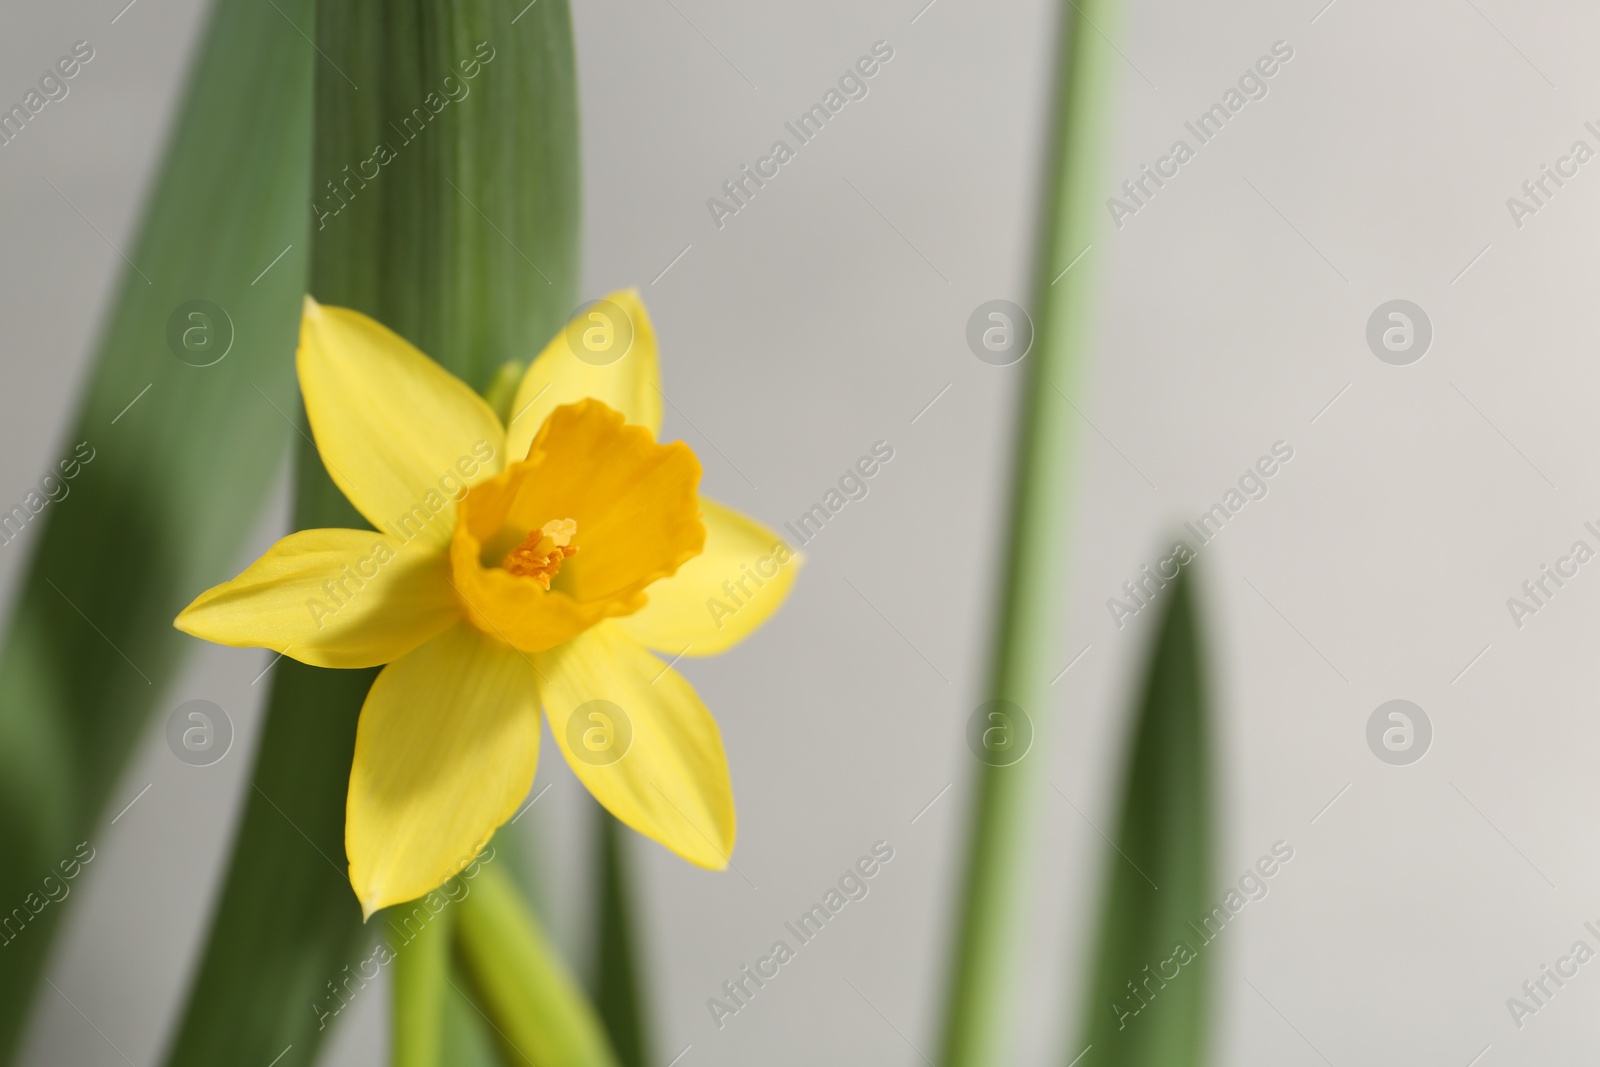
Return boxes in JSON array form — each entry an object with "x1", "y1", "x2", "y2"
[{"x1": 502, "y1": 518, "x2": 579, "y2": 590}]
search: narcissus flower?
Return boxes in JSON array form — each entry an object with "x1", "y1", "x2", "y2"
[{"x1": 176, "y1": 290, "x2": 798, "y2": 917}]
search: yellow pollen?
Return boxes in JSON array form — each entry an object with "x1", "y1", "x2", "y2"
[{"x1": 502, "y1": 518, "x2": 579, "y2": 590}]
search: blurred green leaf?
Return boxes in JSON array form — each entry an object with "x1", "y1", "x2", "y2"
[
  {"x1": 162, "y1": 0, "x2": 580, "y2": 1063},
  {"x1": 594, "y1": 810, "x2": 652, "y2": 1067},
  {"x1": 0, "y1": 0, "x2": 314, "y2": 1058},
  {"x1": 162, "y1": 447, "x2": 377, "y2": 1067},
  {"x1": 1073, "y1": 569, "x2": 1212, "y2": 1067},
  {"x1": 441, "y1": 955, "x2": 507, "y2": 1067}
]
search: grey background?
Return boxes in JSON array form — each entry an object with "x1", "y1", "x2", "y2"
[{"x1": 2, "y1": 0, "x2": 1597, "y2": 1064}]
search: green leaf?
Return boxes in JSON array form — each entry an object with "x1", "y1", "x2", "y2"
[
  {"x1": 440, "y1": 955, "x2": 508, "y2": 1067},
  {"x1": 163, "y1": 445, "x2": 378, "y2": 1067},
  {"x1": 1073, "y1": 570, "x2": 1212, "y2": 1067},
  {"x1": 455, "y1": 865, "x2": 618, "y2": 1067},
  {"x1": 0, "y1": 0, "x2": 313, "y2": 1057},
  {"x1": 309, "y1": 0, "x2": 579, "y2": 393},
  {"x1": 162, "y1": 1, "x2": 581, "y2": 1062},
  {"x1": 935, "y1": 0, "x2": 1123, "y2": 1061},
  {"x1": 593, "y1": 810, "x2": 652, "y2": 1067}
]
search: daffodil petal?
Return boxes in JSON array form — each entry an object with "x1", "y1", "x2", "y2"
[
  {"x1": 506, "y1": 289, "x2": 662, "y2": 457},
  {"x1": 299, "y1": 297, "x2": 507, "y2": 545},
  {"x1": 536, "y1": 623, "x2": 734, "y2": 869},
  {"x1": 347, "y1": 623, "x2": 541, "y2": 917},
  {"x1": 174, "y1": 529, "x2": 457, "y2": 668},
  {"x1": 617, "y1": 498, "x2": 800, "y2": 656}
]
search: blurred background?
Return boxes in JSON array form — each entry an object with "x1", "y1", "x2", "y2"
[{"x1": 3, "y1": 0, "x2": 1598, "y2": 1064}]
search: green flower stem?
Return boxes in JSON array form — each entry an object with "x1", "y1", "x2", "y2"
[
  {"x1": 455, "y1": 864, "x2": 620, "y2": 1067},
  {"x1": 935, "y1": 0, "x2": 1121, "y2": 1064},
  {"x1": 393, "y1": 908, "x2": 453, "y2": 1067}
]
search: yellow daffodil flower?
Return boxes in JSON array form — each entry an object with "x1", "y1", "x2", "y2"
[{"x1": 175, "y1": 290, "x2": 798, "y2": 917}]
